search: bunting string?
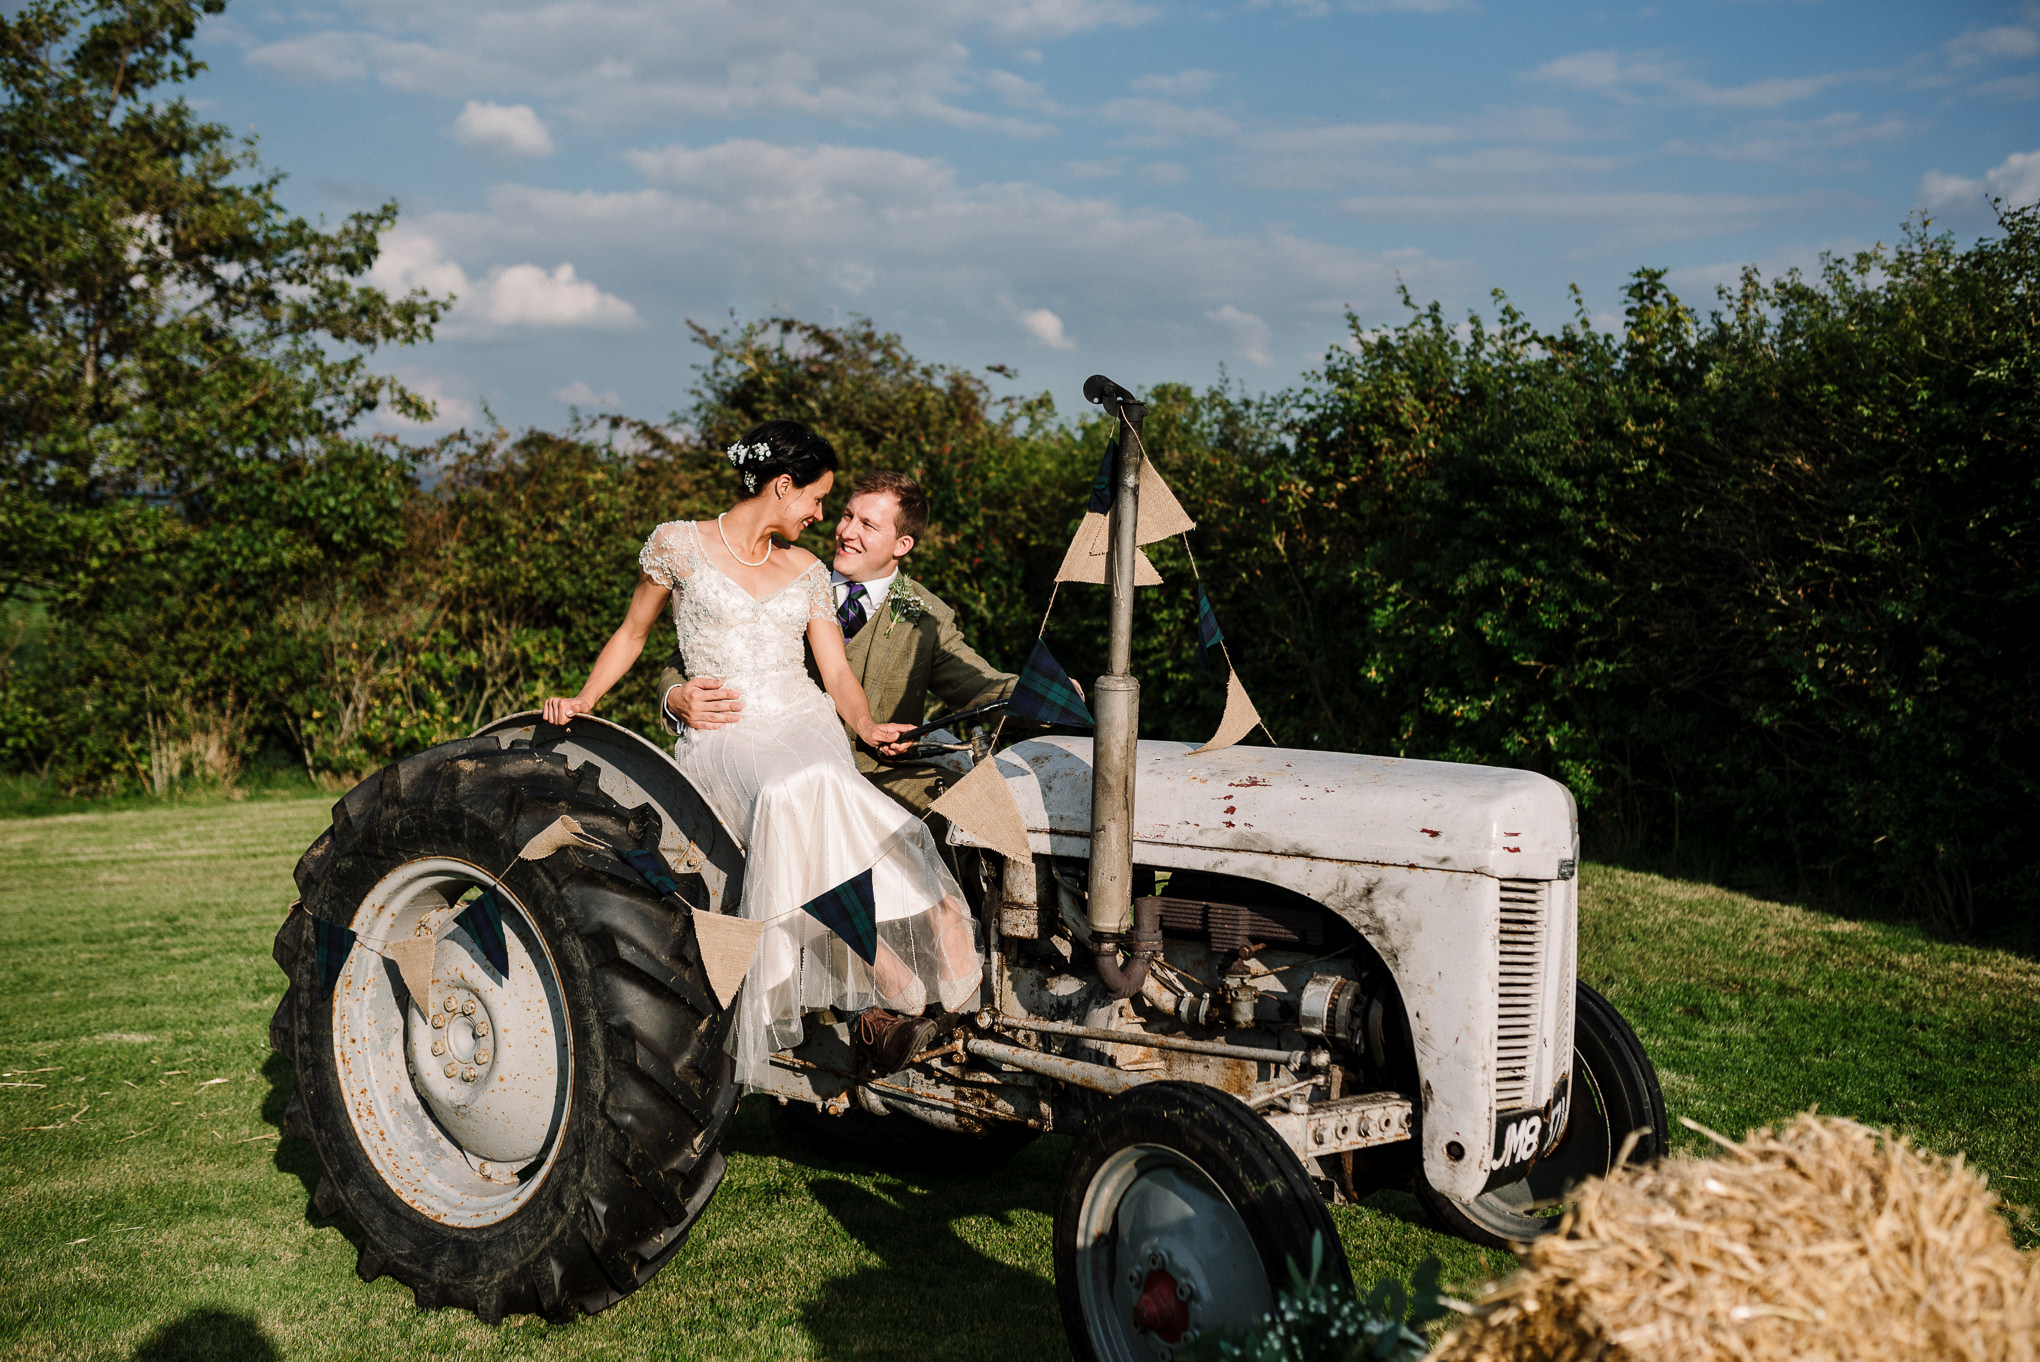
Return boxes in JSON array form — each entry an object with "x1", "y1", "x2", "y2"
[{"x1": 1116, "y1": 418, "x2": 1278, "y2": 748}]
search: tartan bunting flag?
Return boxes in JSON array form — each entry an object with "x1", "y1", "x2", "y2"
[
  {"x1": 1195, "y1": 584, "x2": 1225, "y2": 675},
  {"x1": 624, "y1": 848, "x2": 683, "y2": 898},
  {"x1": 457, "y1": 889, "x2": 510, "y2": 977},
  {"x1": 1087, "y1": 436, "x2": 1118, "y2": 514},
  {"x1": 1009, "y1": 639, "x2": 1095, "y2": 728},
  {"x1": 801, "y1": 867, "x2": 878, "y2": 966},
  {"x1": 313, "y1": 916, "x2": 355, "y2": 1000}
]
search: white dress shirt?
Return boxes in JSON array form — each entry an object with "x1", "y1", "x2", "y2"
[{"x1": 832, "y1": 568, "x2": 896, "y2": 620}]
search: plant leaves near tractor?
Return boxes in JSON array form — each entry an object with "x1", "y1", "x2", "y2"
[
  {"x1": 313, "y1": 917, "x2": 356, "y2": 1001},
  {"x1": 690, "y1": 910, "x2": 768, "y2": 1009},
  {"x1": 1054, "y1": 511, "x2": 1163, "y2": 586},
  {"x1": 1195, "y1": 584, "x2": 1225, "y2": 676},
  {"x1": 1009, "y1": 640, "x2": 1096, "y2": 728},
  {"x1": 1191, "y1": 670, "x2": 1263, "y2": 755},
  {"x1": 930, "y1": 757, "x2": 1034, "y2": 864},
  {"x1": 456, "y1": 890, "x2": 510, "y2": 977},
  {"x1": 801, "y1": 867, "x2": 879, "y2": 966},
  {"x1": 516, "y1": 815, "x2": 604, "y2": 862}
]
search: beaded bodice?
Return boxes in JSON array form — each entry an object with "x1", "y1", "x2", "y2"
[{"x1": 639, "y1": 520, "x2": 837, "y2": 724}]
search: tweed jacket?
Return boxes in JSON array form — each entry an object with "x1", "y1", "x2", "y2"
[{"x1": 656, "y1": 575, "x2": 1016, "y2": 777}]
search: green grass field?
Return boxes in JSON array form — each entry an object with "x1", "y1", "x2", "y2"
[{"x1": 0, "y1": 795, "x2": 2033, "y2": 1360}]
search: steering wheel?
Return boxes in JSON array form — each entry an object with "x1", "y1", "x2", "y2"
[{"x1": 871, "y1": 699, "x2": 1009, "y2": 767}]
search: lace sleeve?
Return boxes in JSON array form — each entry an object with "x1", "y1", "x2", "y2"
[
  {"x1": 639, "y1": 522, "x2": 694, "y2": 590},
  {"x1": 806, "y1": 562, "x2": 837, "y2": 624}
]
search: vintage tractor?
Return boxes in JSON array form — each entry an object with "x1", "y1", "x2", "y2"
[{"x1": 269, "y1": 377, "x2": 1664, "y2": 1358}]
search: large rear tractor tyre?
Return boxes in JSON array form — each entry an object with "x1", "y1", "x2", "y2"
[
  {"x1": 270, "y1": 740, "x2": 740, "y2": 1322},
  {"x1": 1054, "y1": 1082, "x2": 1351, "y2": 1362},
  {"x1": 1414, "y1": 980, "x2": 1666, "y2": 1248}
]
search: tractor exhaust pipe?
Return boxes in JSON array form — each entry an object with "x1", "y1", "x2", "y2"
[{"x1": 1084, "y1": 375, "x2": 1148, "y2": 992}]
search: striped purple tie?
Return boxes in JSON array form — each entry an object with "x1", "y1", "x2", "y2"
[{"x1": 838, "y1": 581, "x2": 869, "y2": 638}]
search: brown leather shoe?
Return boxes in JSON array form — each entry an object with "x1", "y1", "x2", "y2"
[{"x1": 856, "y1": 1007, "x2": 938, "y2": 1074}]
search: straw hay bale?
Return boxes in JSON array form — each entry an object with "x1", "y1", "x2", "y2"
[{"x1": 1430, "y1": 1113, "x2": 2040, "y2": 1362}]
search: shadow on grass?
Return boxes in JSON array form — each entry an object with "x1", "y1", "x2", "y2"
[
  {"x1": 130, "y1": 1308, "x2": 279, "y2": 1361},
  {"x1": 800, "y1": 1175, "x2": 1069, "y2": 1361},
  {"x1": 260, "y1": 1050, "x2": 324, "y2": 1201}
]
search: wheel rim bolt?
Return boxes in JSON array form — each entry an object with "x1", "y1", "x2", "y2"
[
  {"x1": 444, "y1": 1061, "x2": 459, "y2": 1078},
  {"x1": 461, "y1": 1000, "x2": 476, "y2": 1017},
  {"x1": 1127, "y1": 1269, "x2": 1141, "y2": 1287},
  {"x1": 474, "y1": 1020, "x2": 490, "y2": 1038},
  {"x1": 462, "y1": 1067, "x2": 477, "y2": 1083},
  {"x1": 475, "y1": 1049, "x2": 491, "y2": 1065},
  {"x1": 431, "y1": 1013, "x2": 447, "y2": 1029},
  {"x1": 431, "y1": 1039, "x2": 446, "y2": 1057},
  {"x1": 443, "y1": 994, "x2": 458, "y2": 1015},
  {"x1": 1176, "y1": 1281, "x2": 1193, "y2": 1302}
]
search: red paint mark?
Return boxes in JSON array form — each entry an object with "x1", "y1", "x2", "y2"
[
  {"x1": 1224, "y1": 805, "x2": 1237, "y2": 814},
  {"x1": 1227, "y1": 777, "x2": 1270, "y2": 787},
  {"x1": 1504, "y1": 831, "x2": 1520, "y2": 837},
  {"x1": 1223, "y1": 821, "x2": 1236, "y2": 828},
  {"x1": 1132, "y1": 1269, "x2": 1188, "y2": 1342},
  {"x1": 1420, "y1": 828, "x2": 1442, "y2": 838},
  {"x1": 1504, "y1": 846, "x2": 1521, "y2": 853}
]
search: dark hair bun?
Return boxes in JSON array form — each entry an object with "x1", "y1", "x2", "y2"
[{"x1": 726, "y1": 420, "x2": 839, "y2": 496}]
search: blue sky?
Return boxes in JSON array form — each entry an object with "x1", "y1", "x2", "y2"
[{"x1": 185, "y1": 0, "x2": 2039, "y2": 433}]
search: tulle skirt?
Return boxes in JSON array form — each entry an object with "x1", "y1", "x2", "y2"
[{"x1": 674, "y1": 680, "x2": 981, "y2": 1090}]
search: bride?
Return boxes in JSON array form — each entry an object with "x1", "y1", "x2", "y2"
[{"x1": 542, "y1": 420, "x2": 980, "y2": 1089}]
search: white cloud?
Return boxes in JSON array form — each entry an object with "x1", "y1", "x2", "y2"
[
  {"x1": 1099, "y1": 97, "x2": 1242, "y2": 145},
  {"x1": 246, "y1": 32, "x2": 365, "y2": 83},
  {"x1": 1130, "y1": 69, "x2": 1221, "y2": 98},
  {"x1": 1529, "y1": 49, "x2": 1849, "y2": 110},
  {"x1": 378, "y1": 372, "x2": 479, "y2": 431},
  {"x1": 485, "y1": 263, "x2": 638, "y2": 328},
  {"x1": 553, "y1": 379, "x2": 621, "y2": 407},
  {"x1": 453, "y1": 100, "x2": 556, "y2": 160},
  {"x1": 1920, "y1": 148, "x2": 2040, "y2": 209},
  {"x1": 392, "y1": 138, "x2": 1457, "y2": 385},
  {"x1": 236, "y1": 0, "x2": 1154, "y2": 132},
  {"x1": 1946, "y1": 24, "x2": 2040, "y2": 67},
  {"x1": 370, "y1": 227, "x2": 639, "y2": 335},
  {"x1": 1207, "y1": 304, "x2": 1273, "y2": 367},
  {"x1": 1669, "y1": 111, "x2": 1910, "y2": 165},
  {"x1": 1020, "y1": 307, "x2": 1076, "y2": 349},
  {"x1": 1341, "y1": 189, "x2": 1813, "y2": 240}
]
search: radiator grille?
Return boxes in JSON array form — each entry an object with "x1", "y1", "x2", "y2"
[{"x1": 1495, "y1": 879, "x2": 1548, "y2": 1110}]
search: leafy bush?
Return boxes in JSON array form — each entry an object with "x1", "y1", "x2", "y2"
[{"x1": 1179, "y1": 1240, "x2": 1450, "y2": 1362}]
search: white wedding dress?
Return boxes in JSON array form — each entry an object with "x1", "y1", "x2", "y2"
[{"x1": 639, "y1": 521, "x2": 982, "y2": 1090}]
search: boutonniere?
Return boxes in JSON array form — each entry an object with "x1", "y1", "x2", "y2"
[{"x1": 883, "y1": 578, "x2": 927, "y2": 637}]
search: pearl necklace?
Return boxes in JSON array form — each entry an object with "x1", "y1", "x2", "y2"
[{"x1": 716, "y1": 514, "x2": 774, "y2": 568}]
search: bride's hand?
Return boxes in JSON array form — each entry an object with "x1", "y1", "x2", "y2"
[
  {"x1": 862, "y1": 721, "x2": 916, "y2": 755},
  {"x1": 542, "y1": 696, "x2": 593, "y2": 725}
]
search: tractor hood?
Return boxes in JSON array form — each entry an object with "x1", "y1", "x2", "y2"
[{"x1": 971, "y1": 736, "x2": 1578, "y2": 880}]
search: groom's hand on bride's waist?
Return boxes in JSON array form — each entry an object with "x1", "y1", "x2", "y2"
[{"x1": 667, "y1": 676, "x2": 744, "y2": 730}]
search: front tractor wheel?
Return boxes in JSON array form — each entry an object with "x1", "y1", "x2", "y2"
[
  {"x1": 1415, "y1": 980, "x2": 1666, "y2": 1248},
  {"x1": 272, "y1": 742, "x2": 739, "y2": 1322},
  {"x1": 1054, "y1": 1082, "x2": 1352, "y2": 1362}
]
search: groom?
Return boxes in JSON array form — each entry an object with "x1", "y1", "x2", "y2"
[{"x1": 658, "y1": 470, "x2": 1016, "y2": 815}]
